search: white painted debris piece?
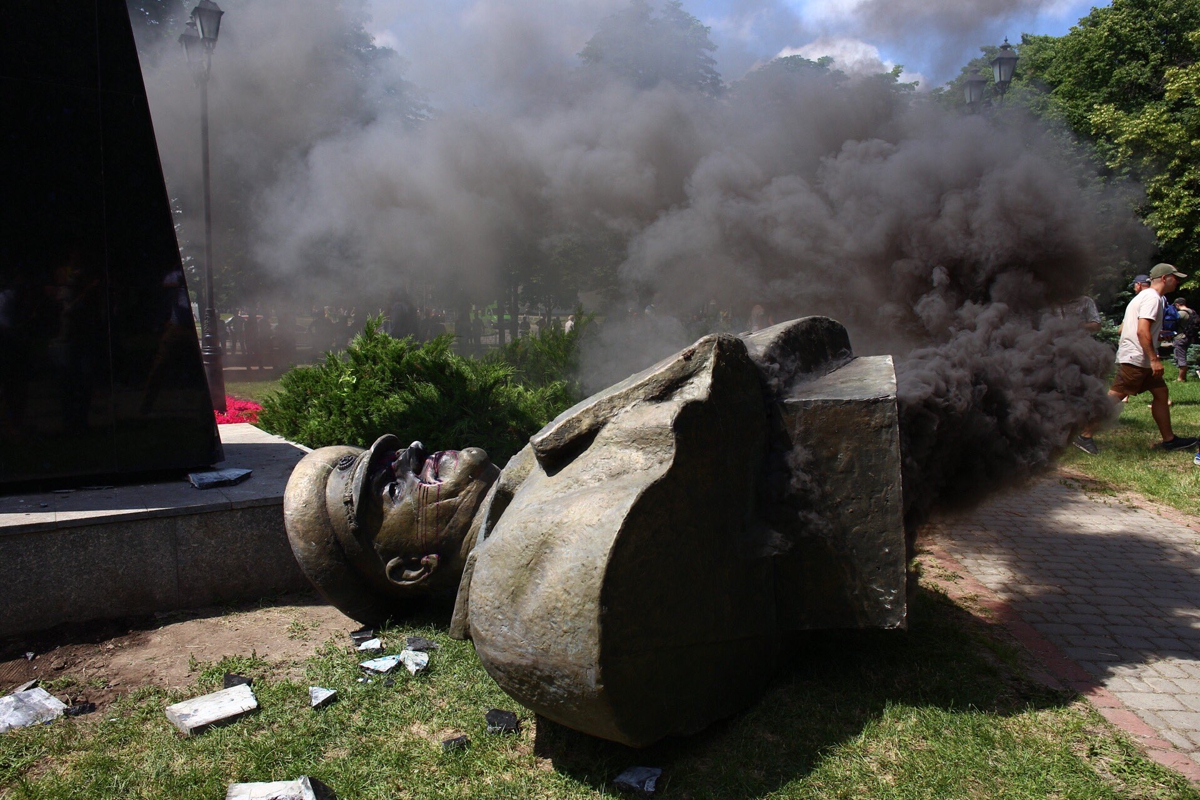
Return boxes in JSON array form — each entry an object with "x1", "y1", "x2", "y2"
[
  {"x1": 360, "y1": 649, "x2": 429, "y2": 675},
  {"x1": 165, "y1": 683, "x2": 258, "y2": 735},
  {"x1": 360, "y1": 654, "x2": 402, "y2": 674},
  {"x1": 309, "y1": 687, "x2": 337, "y2": 709},
  {"x1": 0, "y1": 688, "x2": 67, "y2": 733},
  {"x1": 225, "y1": 775, "x2": 336, "y2": 800},
  {"x1": 355, "y1": 638, "x2": 382, "y2": 652},
  {"x1": 399, "y1": 649, "x2": 429, "y2": 674}
]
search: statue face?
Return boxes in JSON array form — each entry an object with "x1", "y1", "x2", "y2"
[{"x1": 357, "y1": 439, "x2": 498, "y2": 595}]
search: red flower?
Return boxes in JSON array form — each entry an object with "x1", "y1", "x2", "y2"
[{"x1": 216, "y1": 396, "x2": 263, "y2": 425}]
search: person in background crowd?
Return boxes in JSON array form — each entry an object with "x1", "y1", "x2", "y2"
[
  {"x1": 1173, "y1": 298, "x2": 1196, "y2": 382},
  {"x1": 564, "y1": 314, "x2": 575, "y2": 335},
  {"x1": 243, "y1": 307, "x2": 260, "y2": 369},
  {"x1": 229, "y1": 308, "x2": 246, "y2": 355},
  {"x1": 748, "y1": 304, "x2": 767, "y2": 332},
  {"x1": 1076, "y1": 264, "x2": 1199, "y2": 455},
  {"x1": 1051, "y1": 296, "x2": 1102, "y2": 333},
  {"x1": 1162, "y1": 293, "x2": 1180, "y2": 349}
]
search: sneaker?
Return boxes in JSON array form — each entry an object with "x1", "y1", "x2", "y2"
[
  {"x1": 1073, "y1": 435, "x2": 1099, "y2": 455},
  {"x1": 1157, "y1": 436, "x2": 1200, "y2": 451}
]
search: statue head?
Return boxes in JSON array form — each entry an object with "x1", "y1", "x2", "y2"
[{"x1": 284, "y1": 434, "x2": 499, "y2": 624}]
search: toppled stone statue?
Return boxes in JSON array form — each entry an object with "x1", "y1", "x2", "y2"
[{"x1": 284, "y1": 317, "x2": 904, "y2": 746}]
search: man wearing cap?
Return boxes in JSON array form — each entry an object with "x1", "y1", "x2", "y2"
[
  {"x1": 1132, "y1": 274, "x2": 1151, "y2": 294},
  {"x1": 1075, "y1": 263, "x2": 1199, "y2": 455}
]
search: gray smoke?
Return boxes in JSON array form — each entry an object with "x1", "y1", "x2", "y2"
[
  {"x1": 135, "y1": 0, "x2": 1152, "y2": 526},
  {"x1": 798, "y1": 0, "x2": 1064, "y2": 78},
  {"x1": 849, "y1": 0, "x2": 1051, "y2": 41}
]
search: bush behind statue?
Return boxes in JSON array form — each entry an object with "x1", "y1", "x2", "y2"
[
  {"x1": 486, "y1": 308, "x2": 592, "y2": 391},
  {"x1": 258, "y1": 318, "x2": 576, "y2": 463}
]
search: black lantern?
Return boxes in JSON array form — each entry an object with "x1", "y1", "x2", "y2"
[
  {"x1": 964, "y1": 68, "x2": 988, "y2": 108},
  {"x1": 991, "y1": 38, "x2": 1018, "y2": 97},
  {"x1": 193, "y1": 0, "x2": 224, "y2": 47},
  {"x1": 178, "y1": 19, "x2": 202, "y2": 68}
]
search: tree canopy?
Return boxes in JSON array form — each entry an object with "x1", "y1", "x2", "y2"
[
  {"x1": 579, "y1": 0, "x2": 723, "y2": 96},
  {"x1": 941, "y1": 0, "x2": 1200, "y2": 279}
]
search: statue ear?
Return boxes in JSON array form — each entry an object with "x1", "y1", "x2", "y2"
[
  {"x1": 385, "y1": 554, "x2": 439, "y2": 587},
  {"x1": 530, "y1": 339, "x2": 713, "y2": 473}
]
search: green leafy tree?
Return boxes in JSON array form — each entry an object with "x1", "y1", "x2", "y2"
[
  {"x1": 579, "y1": 0, "x2": 723, "y2": 96},
  {"x1": 1089, "y1": 30, "x2": 1200, "y2": 272},
  {"x1": 967, "y1": 0, "x2": 1200, "y2": 275}
]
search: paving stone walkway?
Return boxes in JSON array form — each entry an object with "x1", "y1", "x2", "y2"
[{"x1": 926, "y1": 476, "x2": 1200, "y2": 775}]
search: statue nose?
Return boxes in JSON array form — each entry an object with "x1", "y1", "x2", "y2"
[{"x1": 399, "y1": 442, "x2": 427, "y2": 474}]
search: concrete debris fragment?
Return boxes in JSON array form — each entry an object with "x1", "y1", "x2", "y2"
[
  {"x1": 165, "y1": 683, "x2": 258, "y2": 735},
  {"x1": 225, "y1": 775, "x2": 336, "y2": 800},
  {"x1": 349, "y1": 627, "x2": 376, "y2": 645},
  {"x1": 382, "y1": 678, "x2": 395, "y2": 688},
  {"x1": 360, "y1": 655, "x2": 402, "y2": 674},
  {"x1": 309, "y1": 687, "x2": 337, "y2": 709},
  {"x1": 398, "y1": 650, "x2": 429, "y2": 675},
  {"x1": 223, "y1": 673, "x2": 253, "y2": 689},
  {"x1": 65, "y1": 701, "x2": 96, "y2": 717},
  {"x1": 405, "y1": 636, "x2": 441, "y2": 652},
  {"x1": 188, "y1": 468, "x2": 253, "y2": 489},
  {"x1": 613, "y1": 766, "x2": 662, "y2": 797},
  {"x1": 442, "y1": 734, "x2": 470, "y2": 752},
  {"x1": 10, "y1": 680, "x2": 38, "y2": 694},
  {"x1": 0, "y1": 688, "x2": 68, "y2": 733},
  {"x1": 355, "y1": 638, "x2": 383, "y2": 652},
  {"x1": 485, "y1": 709, "x2": 519, "y2": 734}
]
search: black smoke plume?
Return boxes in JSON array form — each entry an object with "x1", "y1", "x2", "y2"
[{"x1": 133, "y1": 1, "x2": 1152, "y2": 529}]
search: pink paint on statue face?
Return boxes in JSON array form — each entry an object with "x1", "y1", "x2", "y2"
[{"x1": 361, "y1": 440, "x2": 497, "y2": 594}]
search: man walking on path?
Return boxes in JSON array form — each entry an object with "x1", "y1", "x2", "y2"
[{"x1": 1075, "y1": 263, "x2": 1199, "y2": 455}]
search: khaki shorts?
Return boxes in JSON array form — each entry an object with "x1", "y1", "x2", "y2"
[{"x1": 1111, "y1": 362, "x2": 1167, "y2": 396}]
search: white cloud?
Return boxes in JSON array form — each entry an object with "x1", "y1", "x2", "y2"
[
  {"x1": 778, "y1": 36, "x2": 926, "y2": 87},
  {"x1": 796, "y1": 0, "x2": 866, "y2": 26},
  {"x1": 371, "y1": 28, "x2": 399, "y2": 50}
]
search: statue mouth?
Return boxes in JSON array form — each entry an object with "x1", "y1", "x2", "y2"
[
  {"x1": 372, "y1": 442, "x2": 464, "y2": 504},
  {"x1": 416, "y1": 450, "x2": 458, "y2": 484}
]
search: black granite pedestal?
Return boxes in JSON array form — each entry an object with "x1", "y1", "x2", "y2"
[{"x1": 0, "y1": 0, "x2": 222, "y2": 486}]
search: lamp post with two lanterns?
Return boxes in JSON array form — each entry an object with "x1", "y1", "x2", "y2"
[
  {"x1": 964, "y1": 38, "x2": 1019, "y2": 112},
  {"x1": 179, "y1": 0, "x2": 227, "y2": 413}
]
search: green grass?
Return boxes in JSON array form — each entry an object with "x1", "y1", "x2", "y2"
[
  {"x1": 1060, "y1": 376, "x2": 1200, "y2": 516},
  {"x1": 2, "y1": 589, "x2": 1194, "y2": 799},
  {"x1": 224, "y1": 379, "x2": 283, "y2": 406}
]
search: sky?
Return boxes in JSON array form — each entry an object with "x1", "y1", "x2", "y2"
[{"x1": 366, "y1": 0, "x2": 1108, "y2": 94}]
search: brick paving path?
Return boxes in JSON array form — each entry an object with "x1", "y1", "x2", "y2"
[{"x1": 927, "y1": 476, "x2": 1200, "y2": 776}]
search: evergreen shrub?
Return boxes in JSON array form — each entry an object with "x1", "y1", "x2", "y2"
[{"x1": 258, "y1": 318, "x2": 576, "y2": 463}]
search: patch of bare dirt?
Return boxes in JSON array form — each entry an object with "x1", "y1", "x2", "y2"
[{"x1": 0, "y1": 593, "x2": 357, "y2": 708}]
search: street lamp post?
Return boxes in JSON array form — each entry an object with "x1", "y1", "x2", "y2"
[
  {"x1": 991, "y1": 38, "x2": 1018, "y2": 103},
  {"x1": 179, "y1": 1, "x2": 226, "y2": 413},
  {"x1": 963, "y1": 68, "x2": 988, "y2": 111}
]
